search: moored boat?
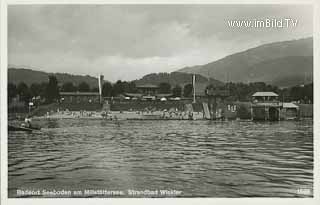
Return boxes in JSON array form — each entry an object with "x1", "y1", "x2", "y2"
[{"x1": 8, "y1": 125, "x2": 41, "y2": 132}]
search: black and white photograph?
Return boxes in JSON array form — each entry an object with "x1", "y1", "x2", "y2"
[{"x1": 1, "y1": 0, "x2": 319, "y2": 203}]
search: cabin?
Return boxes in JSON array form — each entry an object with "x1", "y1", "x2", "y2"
[
  {"x1": 251, "y1": 92, "x2": 281, "y2": 121},
  {"x1": 281, "y1": 102, "x2": 299, "y2": 120},
  {"x1": 136, "y1": 84, "x2": 159, "y2": 96}
]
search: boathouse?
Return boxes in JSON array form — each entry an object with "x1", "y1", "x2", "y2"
[
  {"x1": 251, "y1": 92, "x2": 281, "y2": 121},
  {"x1": 281, "y1": 102, "x2": 299, "y2": 120}
]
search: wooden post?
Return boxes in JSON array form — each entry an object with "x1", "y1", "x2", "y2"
[
  {"x1": 212, "y1": 97, "x2": 217, "y2": 120},
  {"x1": 264, "y1": 105, "x2": 267, "y2": 121}
]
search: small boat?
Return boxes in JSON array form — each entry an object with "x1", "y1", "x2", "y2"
[{"x1": 8, "y1": 125, "x2": 41, "y2": 132}]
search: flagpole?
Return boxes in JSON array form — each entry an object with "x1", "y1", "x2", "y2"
[
  {"x1": 98, "y1": 74, "x2": 103, "y2": 104},
  {"x1": 193, "y1": 74, "x2": 196, "y2": 103}
]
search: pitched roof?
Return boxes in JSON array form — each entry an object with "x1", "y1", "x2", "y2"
[{"x1": 252, "y1": 92, "x2": 278, "y2": 97}]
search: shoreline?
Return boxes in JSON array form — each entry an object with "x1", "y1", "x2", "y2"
[{"x1": 31, "y1": 111, "x2": 206, "y2": 121}]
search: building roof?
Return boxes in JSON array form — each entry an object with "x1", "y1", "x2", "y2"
[
  {"x1": 252, "y1": 92, "x2": 278, "y2": 97},
  {"x1": 60, "y1": 92, "x2": 100, "y2": 96},
  {"x1": 283, "y1": 102, "x2": 299, "y2": 109},
  {"x1": 136, "y1": 84, "x2": 159, "y2": 89}
]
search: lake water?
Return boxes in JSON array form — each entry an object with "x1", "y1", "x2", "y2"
[{"x1": 8, "y1": 119, "x2": 313, "y2": 197}]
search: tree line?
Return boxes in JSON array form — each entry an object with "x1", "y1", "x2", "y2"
[
  {"x1": 8, "y1": 75, "x2": 60, "y2": 105},
  {"x1": 8, "y1": 76, "x2": 193, "y2": 105},
  {"x1": 220, "y1": 82, "x2": 313, "y2": 103},
  {"x1": 8, "y1": 75, "x2": 313, "y2": 105}
]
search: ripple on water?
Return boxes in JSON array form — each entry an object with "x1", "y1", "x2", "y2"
[{"x1": 8, "y1": 119, "x2": 313, "y2": 197}]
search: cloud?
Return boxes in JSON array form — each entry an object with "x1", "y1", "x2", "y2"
[{"x1": 8, "y1": 4, "x2": 313, "y2": 82}]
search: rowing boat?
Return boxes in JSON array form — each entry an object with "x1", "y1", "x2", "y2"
[{"x1": 8, "y1": 125, "x2": 41, "y2": 132}]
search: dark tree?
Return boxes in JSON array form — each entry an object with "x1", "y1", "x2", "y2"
[
  {"x1": 289, "y1": 83, "x2": 313, "y2": 103},
  {"x1": 30, "y1": 83, "x2": 43, "y2": 97},
  {"x1": 304, "y1": 83, "x2": 313, "y2": 103},
  {"x1": 111, "y1": 80, "x2": 125, "y2": 96},
  {"x1": 78, "y1": 82, "x2": 90, "y2": 92},
  {"x1": 17, "y1": 82, "x2": 31, "y2": 103},
  {"x1": 289, "y1": 86, "x2": 304, "y2": 101},
  {"x1": 172, "y1": 85, "x2": 182, "y2": 97},
  {"x1": 45, "y1": 75, "x2": 60, "y2": 103},
  {"x1": 183, "y1": 84, "x2": 193, "y2": 97},
  {"x1": 158, "y1": 82, "x2": 171, "y2": 94},
  {"x1": 61, "y1": 82, "x2": 77, "y2": 92},
  {"x1": 222, "y1": 82, "x2": 281, "y2": 101},
  {"x1": 8, "y1": 83, "x2": 18, "y2": 103},
  {"x1": 8, "y1": 83, "x2": 17, "y2": 98},
  {"x1": 102, "y1": 82, "x2": 113, "y2": 97},
  {"x1": 91, "y1": 87, "x2": 99, "y2": 92},
  {"x1": 39, "y1": 82, "x2": 48, "y2": 98},
  {"x1": 123, "y1": 82, "x2": 137, "y2": 93}
]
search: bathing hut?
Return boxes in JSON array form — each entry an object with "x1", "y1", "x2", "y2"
[
  {"x1": 251, "y1": 92, "x2": 282, "y2": 121},
  {"x1": 281, "y1": 102, "x2": 299, "y2": 120}
]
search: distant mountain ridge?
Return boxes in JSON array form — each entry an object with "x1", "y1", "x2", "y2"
[
  {"x1": 8, "y1": 37, "x2": 313, "y2": 89},
  {"x1": 8, "y1": 68, "x2": 223, "y2": 90},
  {"x1": 8, "y1": 68, "x2": 100, "y2": 88},
  {"x1": 133, "y1": 72, "x2": 223, "y2": 87},
  {"x1": 177, "y1": 37, "x2": 313, "y2": 87}
]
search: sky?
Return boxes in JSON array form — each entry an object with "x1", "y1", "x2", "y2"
[{"x1": 8, "y1": 4, "x2": 313, "y2": 82}]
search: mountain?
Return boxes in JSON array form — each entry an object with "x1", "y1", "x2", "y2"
[
  {"x1": 246, "y1": 56, "x2": 313, "y2": 87},
  {"x1": 133, "y1": 72, "x2": 223, "y2": 87},
  {"x1": 8, "y1": 68, "x2": 100, "y2": 88},
  {"x1": 177, "y1": 37, "x2": 313, "y2": 87},
  {"x1": 8, "y1": 68, "x2": 223, "y2": 91}
]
